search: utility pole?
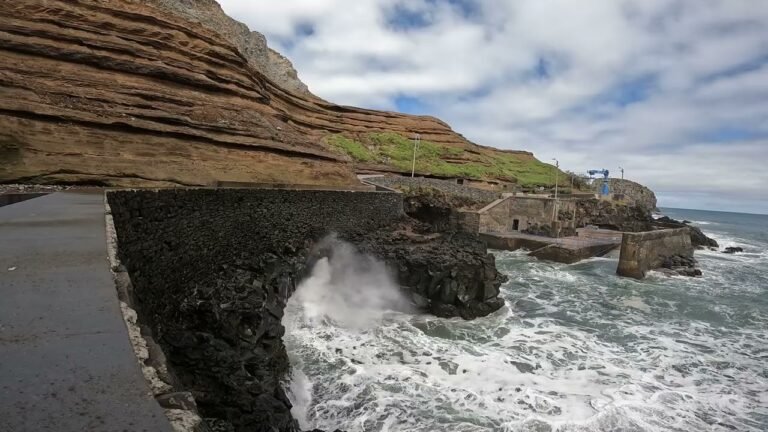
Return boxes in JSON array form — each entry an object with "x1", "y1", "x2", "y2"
[
  {"x1": 411, "y1": 133, "x2": 421, "y2": 178},
  {"x1": 551, "y1": 158, "x2": 559, "y2": 227},
  {"x1": 619, "y1": 166, "x2": 624, "y2": 180}
]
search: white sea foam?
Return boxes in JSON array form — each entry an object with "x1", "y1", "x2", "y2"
[
  {"x1": 290, "y1": 235, "x2": 413, "y2": 330},
  {"x1": 283, "y1": 223, "x2": 768, "y2": 432},
  {"x1": 690, "y1": 220, "x2": 716, "y2": 225}
]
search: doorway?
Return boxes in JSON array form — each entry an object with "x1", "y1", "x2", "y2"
[{"x1": 512, "y1": 219, "x2": 520, "y2": 231}]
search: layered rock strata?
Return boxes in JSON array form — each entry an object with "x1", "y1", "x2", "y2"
[
  {"x1": 107, "y1": 188, "x2": 505, "y2": 431},
  {"x1": 0, "y1": 0, "x2": 534, "y2": 187}
]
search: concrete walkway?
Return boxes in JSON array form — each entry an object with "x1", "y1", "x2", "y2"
[{"x1": 0, "y1": 192, "x2": 171, "y2": 432}]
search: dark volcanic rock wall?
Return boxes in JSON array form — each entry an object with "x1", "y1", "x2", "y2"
[{"x1": 107, "y1": 188, "x2": 505, "y2": 431}]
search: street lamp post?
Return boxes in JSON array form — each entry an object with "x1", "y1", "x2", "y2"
[
  {"x1": 551, "y1": 158, "x2": 559, "y2": 225},
  {"x1": 411, "y1": 133, "x2": 421, "y2": 178}
]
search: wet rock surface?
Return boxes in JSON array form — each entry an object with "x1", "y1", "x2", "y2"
[
  {"x1": 723, "y1": 246, "x2": 744, "y2": 254},
  {"x1": 654, "y1": 216, "x2": 719, "y2": 249},
  {"x1": 346, "y1": 225, "x2": 507, "y2": 320},
  {"x1": 660, "y1": 254, "x2": 702, "y2": 277},
  {"x1": 163, "y1": 257, "x2": 305, "y2": 432}
]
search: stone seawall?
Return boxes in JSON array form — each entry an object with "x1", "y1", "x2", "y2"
[
  {"x1": 364, "y1": 176, "x2": 501, "y2": 205},
  {"x1": 617, "y1": 228, "x2": 693, "y2": 279},
  {"x1": 107, "y1": 188, "x2": 505, "y2": 431},
  {"x1": 108, "y1": 188, "x2": 404, "y2": 303}
]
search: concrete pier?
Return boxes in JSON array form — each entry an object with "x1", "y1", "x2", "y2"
[
  {"x1": 617, "y1": 228, "x2": 694, "y2": 278},
  {"x1": 481, "y1": 228, "x2": 623, "y2": 264},
  {"x1": 0, "y1": 192, "x2": 171, "y2": 432}
]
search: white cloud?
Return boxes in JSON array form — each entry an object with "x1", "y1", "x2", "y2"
[{"x1": 218, "y1": 0, "x2": 768, "y2": 213}]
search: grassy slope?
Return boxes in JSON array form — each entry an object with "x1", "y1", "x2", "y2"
[{"x1": 324, "y1": 132, "x2": 565, "y2": 187}]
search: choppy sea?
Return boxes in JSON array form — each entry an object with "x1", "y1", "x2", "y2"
[{"x1": 283, "y1": 208, "x2": 768, "y2": 432}]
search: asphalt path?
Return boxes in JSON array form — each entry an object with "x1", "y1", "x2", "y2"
[{"x1": 0, "y1": 192, "x2": 171, "y2": 432}]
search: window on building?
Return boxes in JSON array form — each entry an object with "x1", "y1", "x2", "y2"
[{"x1": 512, "y1": 219, "x2": 520, "y2": 231}]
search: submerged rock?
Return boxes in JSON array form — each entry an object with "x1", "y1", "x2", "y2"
[{"x1": 723, "y1": 246, "x2": 744, "y2": 254}]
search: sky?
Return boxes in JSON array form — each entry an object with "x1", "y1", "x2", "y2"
[{"x1": 219, "y1": 0, "x2": 768, "y2": 214}]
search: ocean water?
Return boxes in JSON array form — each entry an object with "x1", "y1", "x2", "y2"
[{"x1": 283, "y1": 208, "x2": 768, "y2": 432}]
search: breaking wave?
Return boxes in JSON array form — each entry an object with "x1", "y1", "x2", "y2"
[{"x1": 283, "y1": 211, "x2": 768, "y2": 431}]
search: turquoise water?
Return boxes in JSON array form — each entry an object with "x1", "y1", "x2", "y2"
[{"x1": 284, "y1": 208, "x2": 768, "y2": 431}]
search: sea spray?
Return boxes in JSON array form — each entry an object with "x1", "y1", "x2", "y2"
[
  {"x1": 292, "y1": 234, "x2": 414, "y2": 329},
  {"x1": 283, "y1": 210, "x2": 768, "y2": 432},
  {"x1": 284, "y1": 235, "x2": 416, "y2": 428}
]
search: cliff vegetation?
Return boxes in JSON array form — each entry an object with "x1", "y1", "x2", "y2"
[{"x1": 0, "y1": 0, "x2": 566, "y2": 188}]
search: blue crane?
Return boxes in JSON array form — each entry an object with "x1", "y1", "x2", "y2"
[{"x1": 588, "y1": 169, "x2": 610, "y2": 196}]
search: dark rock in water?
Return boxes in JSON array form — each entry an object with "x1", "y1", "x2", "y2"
[
  {"x1": 676, "y1": 268, "x2": 702, "y2": 277},
  {"x1": 723, "y1": 247, "x2": 744, "y2": 254},
  {"x1": 345, "y1": 227, "x2": 507, "y2": 320},
  {"x1": 653, "y1": 216, "x2": 718, "y2": 249},
  {"x1": 660, "y1": 254, "x2": 701, "y2": 277},
  {"x1": 688, "y1": 225, "x2": 719, "y2": 249},
  {"x1": 510, "y1": 361, "x2": 537, "y2": 374},
  {"x1": 662, "y1": 255, "x2": 697, "y2": 269}
]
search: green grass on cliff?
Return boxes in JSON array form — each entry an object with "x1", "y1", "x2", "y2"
[
  {"x1": 324, "y1": 134, "x2": 374, "y2": 162},
  {"x1": 324, "y1": 132, "x2": 564, "y2": 187}
]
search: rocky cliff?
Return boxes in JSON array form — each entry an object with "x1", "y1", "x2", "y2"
[
  {"x1": 576, "y1": 199, "x2": 654, "y2": 232},
  {"x1": 608, "y1": 179, "x2": 658, "y2": 211},
  {"x1": 0, "y1": 0, "x2": 549, "y2": 187}
]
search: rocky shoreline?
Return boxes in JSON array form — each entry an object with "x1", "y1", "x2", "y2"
[
  {"x1": 653, "y1": 216, "x2": 719, "y2": 249},
  {"x1": 107, "y1": 189, "x2": 506, "y2": 432}
]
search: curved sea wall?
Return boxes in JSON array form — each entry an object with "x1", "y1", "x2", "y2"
[{"x1": 106, "y1": 188, "x2": 505, "y2": 431}]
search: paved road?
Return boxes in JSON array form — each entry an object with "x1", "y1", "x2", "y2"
[{"x1": 0, "y1": 192, "x2": 172, "y2": 432}]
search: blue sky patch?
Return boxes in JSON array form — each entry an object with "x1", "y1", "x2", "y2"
[
  {"x1": 696, "y1": 126, "x2": 763, "y2": 143},
  {"x1": 386, "y1": 5, "x2": 432, "y2": 31},
  {"x1": 429, "y1": 0, "x2": 481, "y2": 20},
  {"x1": 394, "y1": 95, "x2": 430, "y2": 114},
  {"x1": 598, "y1": 74, "x2": 657, "y2": 107},
  {"x1": 699, "y1": 54, "x2": 768, "y2": 84},
  {"x1": 294, "y1": 22, "x2": 315, "y2": 38}
]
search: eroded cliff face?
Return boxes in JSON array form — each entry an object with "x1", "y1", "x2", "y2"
[
  {"x1": 0, "y1": 0, "x2": 534, "y2": 187},
  {"x1": 608, "y1": 178, "x2": 658, "y2": 211}
]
